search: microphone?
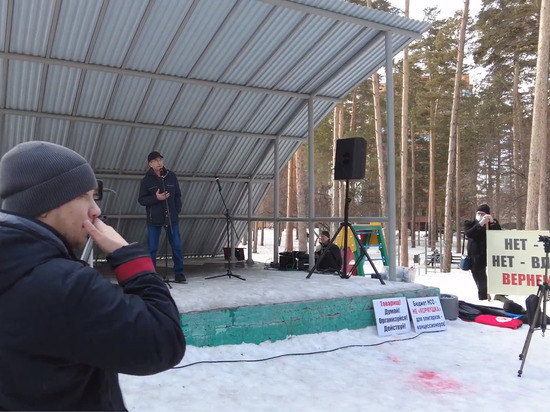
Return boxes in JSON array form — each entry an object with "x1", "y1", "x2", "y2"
[{"x1": 215, "y1": 176, "x2": 222, "y2": 192}]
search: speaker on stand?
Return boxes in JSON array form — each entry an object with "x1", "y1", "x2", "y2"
[
  {"x1": 308, "y1": 137, "x2": 384, "y2": 284},
  {"x1": 334, "y1": 137, "x2": 367, "y2": 180}
]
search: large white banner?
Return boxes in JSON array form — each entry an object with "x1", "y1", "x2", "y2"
[{"x1": 487, "y1": 230, "x2": 550, "y2": 296}]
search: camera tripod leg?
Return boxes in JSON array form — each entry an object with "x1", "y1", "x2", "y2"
[
  {"x1": 518, "y1": 286, "x2": 544, "y2": 377},
  {"x1": 518, "y1": 238, "x2": 550, "y2": 377}
]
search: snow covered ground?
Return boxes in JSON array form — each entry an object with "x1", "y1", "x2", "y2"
[{"x1": 119, "y1": 231, "x2": 549, "y2": 412}]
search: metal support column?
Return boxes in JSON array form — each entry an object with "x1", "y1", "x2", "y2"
[
  {"x1": 385, "y1": 32, "x2": 397, "y2": 281},
  {"x1": 307, "y1": 98, "x2": 316, "y2": 269},
  {"x1": 273, "y1": 136, "x2": 280, "y2": 264},
  {"x1": 247, "y1": 180, "x2": 254, "y2": 264}
]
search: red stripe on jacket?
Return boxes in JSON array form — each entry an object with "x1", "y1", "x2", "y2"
[{"x1": 114, "y1": 257, "x2": 155, "y2": 283}]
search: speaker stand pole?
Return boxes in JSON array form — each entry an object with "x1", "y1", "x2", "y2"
[{"x1": 307, "y1": 179, "x2": 385, "y2": 285}]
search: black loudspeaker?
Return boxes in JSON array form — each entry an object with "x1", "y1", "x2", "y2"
[{"x1": 334, "y1": 137, "x2": 366, "y2": 180}]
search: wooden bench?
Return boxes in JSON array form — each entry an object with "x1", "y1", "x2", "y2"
[{"x1": 426, "y1": 253, "x2": 461, "y2": 267}]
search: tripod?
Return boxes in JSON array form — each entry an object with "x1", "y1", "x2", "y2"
[
  {"x1": 306, "y1": 179, "x2": 385, "y2": 285},
  {"x1": 517, "y1": 235, "x2": 550, "y2": 377},
  {"x1": 206, "y1": 178, "x2": 246, "y2": 281},
  {"x1": 160, "y1": 174, "x2": 174, "y2": 288}
]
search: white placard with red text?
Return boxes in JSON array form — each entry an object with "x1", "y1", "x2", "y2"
[
  {"x1": 372, "y1": 297, "x2": 411, "y2": 337},
  {"x1": 487, "y1": 230, "x2": 550, "y2": 296},
  {"x1": 407, "y1": 297, "x2": 446, "y2": 333}
]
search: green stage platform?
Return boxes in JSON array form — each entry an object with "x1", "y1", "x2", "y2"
[{"x1": 169, "y1": 261, "x2": 439, "y2": 347}]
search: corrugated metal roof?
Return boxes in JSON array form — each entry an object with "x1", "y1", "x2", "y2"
[{"x1": 0, "y1": 0, "x2": 428, "y2": 258}]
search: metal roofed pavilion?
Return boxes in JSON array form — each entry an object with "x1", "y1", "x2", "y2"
[{"x1": 0, "y1": 0, "x2": 429, "y2": 271}]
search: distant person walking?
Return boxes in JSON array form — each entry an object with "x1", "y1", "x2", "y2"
[{"x1": 464, "y1": 204, "x2": 501, "y2": 300}]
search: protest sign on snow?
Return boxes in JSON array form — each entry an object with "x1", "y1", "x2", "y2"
[
  {"x1": 407, "y1": 296, "x2": 446, "y2": 333},
  {"x1": 372, "y1": 297, "x2": 410, "y2": 337},
  {"x1": 487, "y1": 230, "x2": 550, "y2": 296}
]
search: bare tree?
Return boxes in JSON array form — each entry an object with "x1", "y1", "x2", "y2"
[
  {"x1": 526, "y1": 0, "x2": 549, "y2": 229},
  {"x1": 442, "y1": 0, "x2": 469, "y2": 272}
]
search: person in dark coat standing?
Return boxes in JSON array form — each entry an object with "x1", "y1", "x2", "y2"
[
  {"x1": 0, "y1": 141, "x2": 185, "y2": 411},
  {"x1": 138, "y1": 151, "x2": 186, "y2": 283},
  {"x1": 464, "y1": 204, "x2": 501, "y2": 300},
  {"x1": 315, "y1": 230, "x2": 343, "y2": 272}
]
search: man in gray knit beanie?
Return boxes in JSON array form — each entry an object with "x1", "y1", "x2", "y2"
[
  {"x1": 0, "y1": 141, "x2": 185, "y2": 410},
  {"x1": 0, "y1": 141, "x2": 97, "y2": 217}
]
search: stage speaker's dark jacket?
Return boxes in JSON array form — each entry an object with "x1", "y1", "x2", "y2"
[
  {"x1": 138, "y1": 168, "x2": 182, "y2": 226},
  {"x1": 464, "y1": 218, "x2": 501, "y2": 271},
  {"x1": 0, "y1": 211, "x2": 186, "y2": 411},
  {"x1": 315, "y1": 242, "x2": 343, "y2": 271}
]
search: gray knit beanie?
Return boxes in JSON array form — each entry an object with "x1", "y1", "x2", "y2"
[{"x1": 0, "y1": 141, "x2": 97, "y2": 217}]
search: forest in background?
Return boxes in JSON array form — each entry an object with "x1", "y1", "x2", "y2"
[{"x1": 255, "y1": 0, "x2": 549, "y2": 272}]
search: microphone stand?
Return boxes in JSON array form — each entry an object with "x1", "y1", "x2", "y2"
[
  {"x1": 81, "y1": 236, "x2": 94, "y2": 263},
  {"x1": 160, "y1": 168, "x2": 173, "y2": 289},
  {"x1": 206, "y1": 177, "x2": 246, "y2": 281}
]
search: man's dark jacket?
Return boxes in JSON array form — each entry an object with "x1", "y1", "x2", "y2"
[
  {"x1": 315, "y1": 242, "x2": 343, "y2": 271},
  {"x1": 0, "y1": 211, "x2": 186, "y2": 411},
  {"x1": 138, "y1": 168, "x2": 182, "y2": 226},
  {"x1": 464, "y1": 218, "x2": 501, "y2": 271}
]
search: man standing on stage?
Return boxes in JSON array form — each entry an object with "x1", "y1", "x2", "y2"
[{"x1": 138, "y1": 151, "x2": 186, "y2": 283}]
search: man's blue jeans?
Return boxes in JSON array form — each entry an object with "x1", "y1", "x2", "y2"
[{"x1": 147, "y1": 224, "x2": 184, "y2": 275}]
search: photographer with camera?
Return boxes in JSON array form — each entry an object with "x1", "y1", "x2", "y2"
[
  {"x1": 464, "y1": 204, "x2": 502, "y2": 300},
  {"x1": 0, "y1": 142, "x2": 185, "y2": 410}
]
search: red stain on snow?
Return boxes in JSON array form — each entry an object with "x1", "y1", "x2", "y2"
[
  {"x1": 414, "y1": 370, "x2": 463, "y2": 393},
  {"x1": 387, "y1": 356, "x2": 400, "y2": 363}
]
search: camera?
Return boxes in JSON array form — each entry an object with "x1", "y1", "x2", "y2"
[{"x1": 538, "y1": 235, "x2": 550, "y2": 253}]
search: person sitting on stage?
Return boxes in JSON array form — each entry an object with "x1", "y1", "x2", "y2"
[{"x1": 315, "y1": 230, "x2": 342, "y2": 272}]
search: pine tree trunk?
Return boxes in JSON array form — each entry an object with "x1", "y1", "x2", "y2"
[
  {"x1": 295, "y1": 145, "x2": 308, "y2": 250},
  {"x1": 442, "y1": 0, "x2": 468, "y2": 272},
  {"x1": 253, "y1": 221, "x2": 258, "y2": 253},
  {"x1": 331, "y1": 104, "x2": 342, "y2": 235},
  {"x1": 367, "y1": 0, "x2": 388, "y2": 244},
  {"x1": 428, "y1": 103, "x2": 437, "y2": 249},
  {"x1": 285, "y1": 155, "x2": 296, "y2": 250},
  {"x1": 338, "y1": 105, "x2": 345, "y2": 222},
  {"x1": 372, "y1": 72, "x2": 388, "y2": 244},
  {"x1": 260, "y1": 222, "x2": 265, "y2": 246},
  {"x1": 512, "y1": 59, "x2": 524, "y2": 230},
  {"x1": 455, "y1": 128, "x2": 462, "y2": 254},
  {"x1": 350, "y1": 88, "x2": 357, "y2": 132},
  {"x1": 526, "y1": 0, "x2": 550, "y2": 230}
]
